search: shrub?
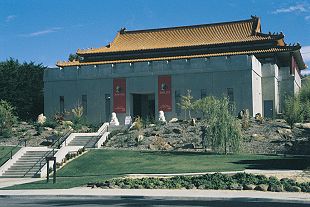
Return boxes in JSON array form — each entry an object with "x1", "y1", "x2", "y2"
[
  {"x1": 178, "y1": 89, "x2": 194, "y2": 120},
  {"x1": 133, "y1": 116, "x2": 143, "y2": 131},
  {"x1": 102, "y1": 173, "x2": 310, "y2": 192},
  {"x1": 0, "y1": 100, "x2": 17, "y2": 137},
  {"x1": 283, "y1": 96, "x2": 303, "y2": 128}
]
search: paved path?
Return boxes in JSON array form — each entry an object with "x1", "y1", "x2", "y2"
[
  {"x1": 0, "y1": 178, "x2": 43, "y2": 188},
  {"x1": 0, "y1": 188, "x2": 309, "y2": 202}
]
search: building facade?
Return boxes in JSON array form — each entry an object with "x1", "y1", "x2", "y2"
[{"x1": 45, "y1": 16, "x2": 306, "y2": 124}]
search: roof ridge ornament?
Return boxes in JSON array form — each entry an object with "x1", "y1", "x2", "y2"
[{"x1": 119, "y1": 27, "x2": 127, "y2": 34}]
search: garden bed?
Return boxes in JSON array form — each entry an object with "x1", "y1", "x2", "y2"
[{"x1": 88, "y1": 172, "x2": 310, "y2": 193}]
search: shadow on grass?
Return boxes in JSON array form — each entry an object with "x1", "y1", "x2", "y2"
[
  {"x1": 232, "y1": 155, "x2": 310, "y2": 170},
  {"x1": 139, "y1": 150, "x2": 218, "y2": 156}
]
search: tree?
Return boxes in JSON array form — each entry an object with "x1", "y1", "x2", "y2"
[
  {"x1": 178, "y1": 89, "x2": 194, "y2": 119},
  {"x1": 0, "y1": 59, "x2": 45, "y2": 121},
  {"x1": 194, "y1": 96, "x2": 242, "y2": 154},
  {"x1": 0, "y1": 100, "x2": 17, "y2": 137}
]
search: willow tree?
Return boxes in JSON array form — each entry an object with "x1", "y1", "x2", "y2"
[{"x1": 194, "y1": 96, "x2": 242, "y2": 154}]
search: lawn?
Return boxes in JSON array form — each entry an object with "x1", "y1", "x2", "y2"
[
  {"x1": 0, "y1": 146, "x2": 21, "y2": 166},
  {"x1": 4, "y1": 149, "x2": 310, "y2": 189}
]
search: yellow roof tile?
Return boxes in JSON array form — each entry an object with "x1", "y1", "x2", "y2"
[{"x1": 76, "y1": 17, "x2": 277, "y2": 55}]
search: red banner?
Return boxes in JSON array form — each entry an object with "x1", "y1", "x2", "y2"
[
  {"x1": 113, "y1": 78, "x2": 126, "y2": 113},
  {"x1": 291, "y1": 56, "x2": 299, "y2": 74},
  {"x1": 158, "y1": 75, "x2": 172, "y2": 112}
]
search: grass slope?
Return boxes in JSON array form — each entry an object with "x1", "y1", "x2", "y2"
[
  {"x1": 0, "y1": 146, "x2": 20, "y2": 166},
  {"x1": 5, "y1": 149, "x2": 310, "y2": 189}
]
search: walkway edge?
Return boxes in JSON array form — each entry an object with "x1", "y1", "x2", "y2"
[{"x1": 0, "y1": 188, "x2": 309, "y2": 202}]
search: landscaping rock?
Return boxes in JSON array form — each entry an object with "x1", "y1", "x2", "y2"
[
  {"x1": 288, "y1": 186, "x2": 302, "y2": 192},
  {"x1": 243, "y1": 184, "x2": 256, "y2": 190},
  {"x1": 44, "y1": 127, "x2": 53, "y2": 131},
  {"x1": 182, "y1": 143, "x2": 195, "y2": 149},
  {"x1": 198, "y1": 185, "x2": 205, "y2": 190},
  {"x1": 229, "y1": 183, "x2": 243, "y2": 190},
  {"x1": 148, "y1": 144, "x2": 157, "y2": 150},
  {"x1": 172, "y1": 128, "x2": 182, "y2": 134},
  {"x1": 294, "y1": 123, "x2": 310, "y2": 129},
  {"x1": 268, "y1": 184, "x2": 284, "y2": 192},
  {"x1": 254, "y1": 184, "x2": 268, "y2": 191},
  {"x1": 169, "y1": 118, "x2": 178, "y2": 123}
]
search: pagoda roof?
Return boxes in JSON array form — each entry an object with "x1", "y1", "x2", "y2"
[
  {"x1": 57, "y1": 16, "x2": 306, "y2": 69},
  {"x1": 76, "y1": 16, "x2": 283, "y2": 55}
]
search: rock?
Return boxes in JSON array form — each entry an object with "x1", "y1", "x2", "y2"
[
  {"x1": 169, "y1": 118, "x2": 178, "y2": 123},
  {"x1": 44, "y1": 127, "x2": 53, "y2": 131},
  {"x1": 137, "y1": 134, "x2": 144, "y2": 142},
  {"x1": 294, "y1": 123, "x2": 310, "y2": 129},
  {"x1": 182, "y1": 143, "x2": 195, "y2": 149},
  {"x1": 62, "y1": 120, "x2": 73, "y2": 126},
  {"x1": 277, "y1": 128, "x2": 292, "y2": 135},
  {"x1": 172, "y1": 128, "x2": 182, "y2": 134},
  {"x1": 243, "y1": 184, "x2": 256, "y2": 190},
  {"x1": 198, "y1": 185, "x2": 205, "y2": 190},
  {"x1": 163, "y1": 143, "x2": 173, "y2": 150},
  {"x1": 229, "y1": 183, "x2": 243, "y2": 190},
  {"x1": 290, "y1": 186, "x2": 302, "y2": 192},
  {"x1": 268, "y1": 184, "x2": 284, "y2": 192},
  {"x1": 284, "y1": 142, "x2": 293, "y2": 147},
  {"x1": 148, "y1": 144, "x2": 157, "y2": 150},
  {"x1": 149, "y1": 124, "x2": 156, "y2": 127},
  {"x1": 37, "y1": 113, "x2": 47, "y2": 125},
  {"x1": 254, "y1": 184, "x2": 268, "y2": 191}
]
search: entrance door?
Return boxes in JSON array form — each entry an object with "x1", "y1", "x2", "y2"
[
  {"x1": 132, "y1": 94, "x2": 155, "y2": 120},
  {"x1": 264, "y1": 100, "x2": 273, "y2": 118}
]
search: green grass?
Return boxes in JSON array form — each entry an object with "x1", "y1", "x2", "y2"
[
  {"x1": 0, "y1": 146, "x2": 20, "y2": 166},
  {"x1": 4, "y1": 149, "x2": 310, "y2": 190}
]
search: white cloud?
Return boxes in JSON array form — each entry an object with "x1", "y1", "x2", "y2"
[
  {"x1": 305, "y1": 15, "x2": 310, "y2": 20},
  {"x1": 21, "y1": 27, "x2": 62, "y2": 37},
  {"x1": 5, "y1": 15, "x2": 17, "y2": 22},
  {"x1": 301, "y1": 69, "x2": 310, "y2": 75},
  {"x1": 301, "y1": 45, "x2": 310, "y2": 63},
  {"x1": 273, "y1": 4, "x2": 307, "y2": 14}
]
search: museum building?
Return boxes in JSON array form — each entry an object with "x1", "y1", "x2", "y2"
[{"x1": 44, "y1": 16, "x2": 307, "y2": 124}]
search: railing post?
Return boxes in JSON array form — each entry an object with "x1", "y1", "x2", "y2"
[{"x1": 24, "y1": 140, "x2": 27, "y2": 147}]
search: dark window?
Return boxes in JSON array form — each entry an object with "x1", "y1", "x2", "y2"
[
  {"x1": 227, "y1": 88, "x2": 234, "y2": 103},
  {"x1": 201, "y1": 89, "x2": 207, "y2": 99},
  {"x1": 82, "y1": 95, "x2": 87, "y2": 116},
  {"x1": 59, "y1": 96, "x2": 64, "y2": 114},
  {"x1": 175, "y1": 90, "x2": 181, "y2": 116},
  {"x1": 105, "y1": 94, "x2": 111, "y2": 122}
]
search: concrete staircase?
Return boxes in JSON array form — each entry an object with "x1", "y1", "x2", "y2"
[
  {"x1": 1, "y1": 150, "x2": 50, "y2": 178},
  {"x1": 67, "y1": 136, "x2": 99, "y2": 148}
]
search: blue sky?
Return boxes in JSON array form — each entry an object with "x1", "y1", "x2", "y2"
[{"x1": 0, "y1": 0, "x2": 309, "y2": 74}]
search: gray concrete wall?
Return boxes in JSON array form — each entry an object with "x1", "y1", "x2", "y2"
[
  {"x1": 44, "y1": 55, "x2": 263, "y2": 124},
  {"x1": 261, "y1": 63, "x2": 279, "y2": 117}
]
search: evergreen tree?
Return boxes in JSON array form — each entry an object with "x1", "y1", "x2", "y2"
[{"x1": 0, "y1": 58, "x2": 45, "y2": 121}]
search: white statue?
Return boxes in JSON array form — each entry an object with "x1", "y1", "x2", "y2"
[
  {"x1": 110, "y1": 112, "x2": 119, "y2": 126},
  {"x1": 37, "y1": 113, "x2": 46, "y2": 125},
  {"x1": 159, "y1": 111, "x2": 166, "y2": 123}
]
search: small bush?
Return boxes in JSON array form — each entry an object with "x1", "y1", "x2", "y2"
[
  {"x1": 0, "y1": 100, "x2": 17, "y2": 137},
  {"x1": 283, "y1": 96, "x2": 303, "y2": 128}
]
